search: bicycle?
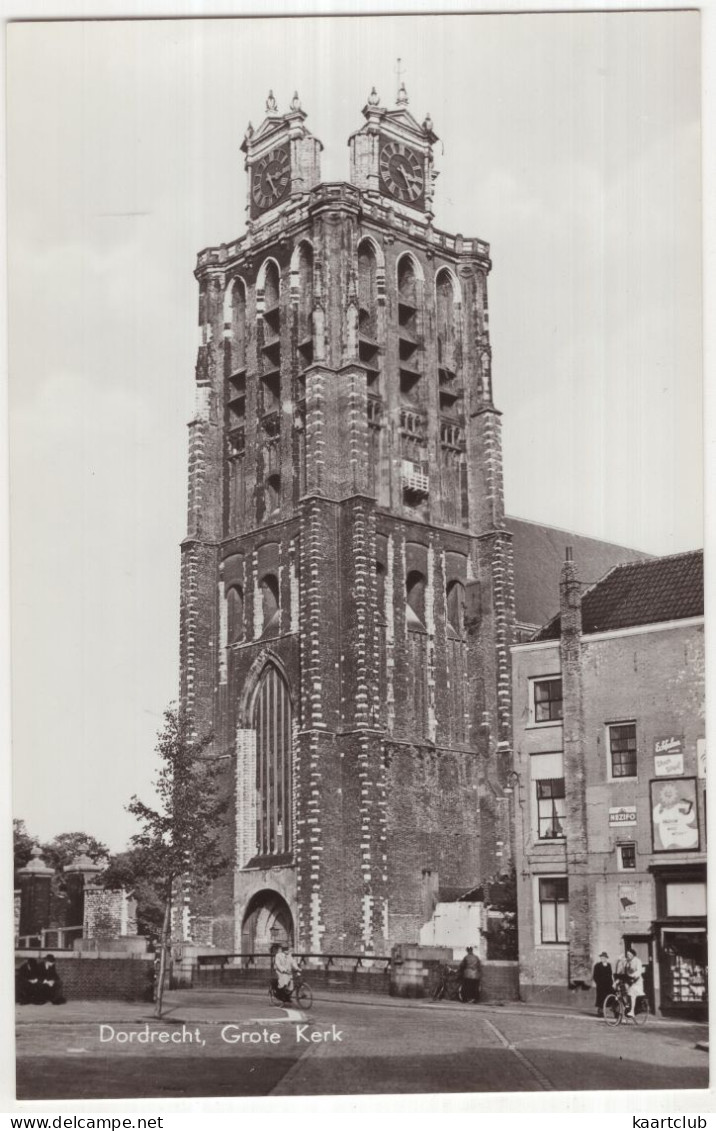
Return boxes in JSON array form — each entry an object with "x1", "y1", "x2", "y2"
[
  {"x1": 269, "y1": 972, "x2": 313, "y2": 1010},
  {"x1": 431, "y1": 964, "x2": 467, "y2": 1003},
  {"x1": 602, "y1": 981, "x2": 649, "y2": 1026}
]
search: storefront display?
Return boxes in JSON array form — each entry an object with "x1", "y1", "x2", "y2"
[{"x1": 661, "y1": 929, "x2": 707, "y2": 1005}]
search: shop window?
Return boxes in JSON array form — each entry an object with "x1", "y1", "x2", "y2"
[
  {"x1": 609, "y1": 722, "x2": 637, "y2": 778},
  {"x1": 662, "y1": 930, "x2": 708, "y2": 1005},
  {"x1": 536, "y1": 779, "x2": 566, "y2": 839},
  {"x1": 227, "y1": 585, "x2": 244, "y2": 644},
  {"x1": 531, "y1": 678, "x2": 563, "y2": 723},
  {"x1": 618, "y1": 843, "x2": 636, "y2": 871},
  {"x1": 538, "y1": 877, "x2": 568, "y2": 944}
]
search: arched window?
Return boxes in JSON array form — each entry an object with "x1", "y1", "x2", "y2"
[
  {"x1": 227, "y1": 585, "x2": 244, "y2": 643},
  {"x1": 397, "y1": 256, "x2": 422, "y2": 405},
  {"x1": 406, "y1": 569, "x2": 426, "y2": 629},
  {"x1": 446, "y1": 579, "x2": 465, "y2": 638},
  {"x1": 260, "y1": 574, "x2": 280, "y2": 635},
  {"x1": 436, "y1": 270, "x2": 456, "y2": 368},
  {"x1": 254, "y1": 665, "x2": 292, "y2": 857},
  {"x1": 263, "y1": 260, "x2": 280, "y2": 312},
  {"x1": 358, "y1": 241, "x2": 378, "y2": 339}
]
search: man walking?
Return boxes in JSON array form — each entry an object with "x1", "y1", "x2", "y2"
[
  {"x1": 592, "y1": 951, "x2": 613, "y2": 1016},
  {"x1": 458, "y1": 946, "x2": 482, "y2": 1003}
]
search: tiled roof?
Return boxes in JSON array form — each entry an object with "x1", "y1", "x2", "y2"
[
  {"x1": 534, "y1": 549, "x2": 703, "y2": 640},
  {"x1": 506, "y1": 516, "x2": 651, "y2": 629}
]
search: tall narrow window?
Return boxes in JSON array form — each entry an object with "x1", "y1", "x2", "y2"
[
  {"x1": 260, "y1": 574, "x2": 280, "y2": 635},
  {"x1": 254, "y1": 665, "x2": 292, "y2": 857},
  {"x1": 446, "y1": 579, "x2": 465, "y2": 637},
  {"x1": 296, "y1": 242, "x2": 314, "y2": 374},
  {"x1": 227, "y1": 585, "x2": 244, "y2": 644},
  {"x1": 538, "y1": 877, "x2": 568, "y2": 943},
  {"x1": 609, "y1": 722, "x2": 637, "y2": 779},
  {"x1": 406, "y1": 570, "x2": 426, "y2": 629},
  {"x1": 397, "y1": 256, "x2": 422, "y2": 404}
]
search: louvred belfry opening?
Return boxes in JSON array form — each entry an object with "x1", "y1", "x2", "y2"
[{"x1": 254, "y1": 665, "x2": 292, "y2": 857}]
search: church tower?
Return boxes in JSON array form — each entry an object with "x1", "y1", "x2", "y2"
[{"x1": 180, "y1": 84, "x2": 515, "y2": 955}]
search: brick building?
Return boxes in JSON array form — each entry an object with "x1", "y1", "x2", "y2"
[
  {"x1": 511, "y1": 550, "x2": 706, "y2": 1015},
  {"x1": 179, "y1": 85, "x2": 520, "y2": 955}
]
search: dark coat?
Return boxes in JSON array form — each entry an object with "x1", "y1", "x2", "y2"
[
  {"x1": 15, "y1": 958, "x2": 42, "y2": 1005},
  {"x1": 593, "y1": 960, "x2": 613, "y2": 1006}
]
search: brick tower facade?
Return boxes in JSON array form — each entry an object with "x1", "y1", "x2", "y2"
[{"x1": 179, "y1": 86, "x2": 515, "y2": 955}]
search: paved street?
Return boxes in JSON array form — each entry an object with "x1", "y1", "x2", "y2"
[{"x1": 16, "y1": 989, "x2": 709, "y2": 1100}]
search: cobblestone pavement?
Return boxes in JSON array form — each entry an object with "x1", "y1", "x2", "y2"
[{"x1": 15, "y1": 990, "x2": 709, "y2": 1100}]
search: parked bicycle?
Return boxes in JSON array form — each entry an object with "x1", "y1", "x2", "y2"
[
  {"x1": 602, "y1": 980, "x2": 649, "y2": 1026},
  {"x1": 269, "y1": 971, "x2": 313, "y2": 1010},
  {"x1": 431, "y1": 964, "x2": 467, "y2": 1003}
]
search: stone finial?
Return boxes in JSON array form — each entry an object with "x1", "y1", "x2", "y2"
[
  {"x1": 244, "y1": 121, "x2": 254, "y2": 141},
  {"x1": 266, "y1": 90, "x2": 278, "y2": 113},
  {"x1": 423, "y1": 112, "x2": 433, "y2": 132},
  {"x1": 64, "y1": 851, "x2": 103, "y2": 876},
  {"x1": 17, "y1": 845, "x2": 54, "y2": 876},
  {"x1": 368, "y1": 86, "x2": 380, "y2": 107},
  {"x1": 290, "y1": 91, "x2": 301, "y2": 112},
  {"x1": 397, "y1": 81, "x2": 409, "y2": 106}
]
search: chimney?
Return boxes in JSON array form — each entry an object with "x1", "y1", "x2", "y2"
[{"x1": 560, "y1": 545, "x2": 582, "y2": 642}]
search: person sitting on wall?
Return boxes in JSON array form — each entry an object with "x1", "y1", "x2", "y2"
[
  {"x1": 37, "y1": 954, "x2": 66, "y2": 1005},
  {"x1": 458, "y1": 946, "x2": 482, "y2": 1003},
  {"x1": 592, "y1": 952, "x2": 614, "y2": 1016},
  {"x1": 15, "y1": 957, "x2": 42, "y2": 1005}
]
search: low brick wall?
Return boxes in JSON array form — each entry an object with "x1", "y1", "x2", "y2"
[
  {"x1": 16, "y1": 955, "x2": 154, "y2": 1002},
  {"x1": 396, "y1": 956, "x2": 520, "y2": 1001},
  {"x1": 192, "y1": 962, "x2": 390, "y2": 996}
]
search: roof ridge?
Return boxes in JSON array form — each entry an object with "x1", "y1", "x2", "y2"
[
  {"x1": 606, "y1": 548, "x2": 703, "y2": 573},
  {"x1": 504, "y1": 514, "x2": 654, "y2": 554}
]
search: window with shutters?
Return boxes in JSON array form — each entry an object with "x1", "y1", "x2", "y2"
[{"x1": 254, "y1": 664, "x2": 292, "y2": 858}]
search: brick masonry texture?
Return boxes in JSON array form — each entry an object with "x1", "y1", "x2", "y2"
[
  {"x1": 15, "y1": 958, "x2": 155, "y2": 1002},
  {"x1": 178, "y1": 102, "x2": 515, "y2": 956}
]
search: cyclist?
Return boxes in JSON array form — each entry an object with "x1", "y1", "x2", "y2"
[
  {"x1": 623, "y1": 947, "x2": 644, "y2": 1018},
  {"x1": 274, "y1": 943, "x2": 301, "y2": 1003}
]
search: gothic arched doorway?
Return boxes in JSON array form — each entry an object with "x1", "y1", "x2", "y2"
[{"x1": 241, "y1": 890, "x2": 294, "y2": 953}]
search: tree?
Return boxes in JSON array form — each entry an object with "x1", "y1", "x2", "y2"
[
  {"x1": 125, "y1": 706, "x2": 229, "y2": 1017},
  {"x1": 40, "y1": 831, "x2": 110, "y2": 874},
  {"x1": 13, "y1": 819, "x2": 38, "y2": 878}
]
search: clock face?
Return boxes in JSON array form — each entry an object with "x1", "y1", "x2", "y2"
[
  {"x1": 251, "y1": 146, "x2": 291, "y2": 214},
  {"x1": 379, "y1": 141, "x2": 425, "y2": 205}
]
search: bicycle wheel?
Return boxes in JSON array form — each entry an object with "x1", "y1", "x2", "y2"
[
  {"x1": 268, "y1": 982, "x2": 278, "y2": 1006},
  {"x1": 632, "y1": 996, "x2": 649, "y2": 1026},
  {"x1": 457, "y1": 982, "x2": 466, "y2": 1003},
  {"x1": 431, "y1": 980, "x2": 447, "y2": 1001},
  {"x1": 602, "y1": 993, "x2": 622, "y2": 1026},
  {"x1": 296, "y1": 981, "x2": 313, "y2": 1010}
]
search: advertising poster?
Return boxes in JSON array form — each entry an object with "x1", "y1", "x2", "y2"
[{"x1": 650, "y1": 778, "x2": 700, "y2": 853}]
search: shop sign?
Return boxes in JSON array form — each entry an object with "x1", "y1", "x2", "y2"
[
  {"x1": 609, "y1": 806, "x2": 637, "y2": 827},
  {"x1": 650, "y1": 777, "x2": 699, "y2": 852},
  {"x1": 697, "y1": 739, "x2": 706, "y2": 779},
  {"x1": 618, "y1": 883, "x2": 639, "y2": 919},
  {"x1": 654, "y1": 752, "x2": 684, "y2": 777}
]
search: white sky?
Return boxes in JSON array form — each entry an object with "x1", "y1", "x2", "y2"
[{"x1": 6, "y1": 11, "x2": 702, "y2": 852}]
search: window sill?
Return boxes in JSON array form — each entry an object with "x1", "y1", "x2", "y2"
[{"x1": 525, "y1": 721, "x2": 564, "y2": 730}]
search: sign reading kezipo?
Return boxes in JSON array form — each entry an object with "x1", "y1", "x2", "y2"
[{"x1": 609, "y1": 806, "x2": 637, "y2": 827}]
